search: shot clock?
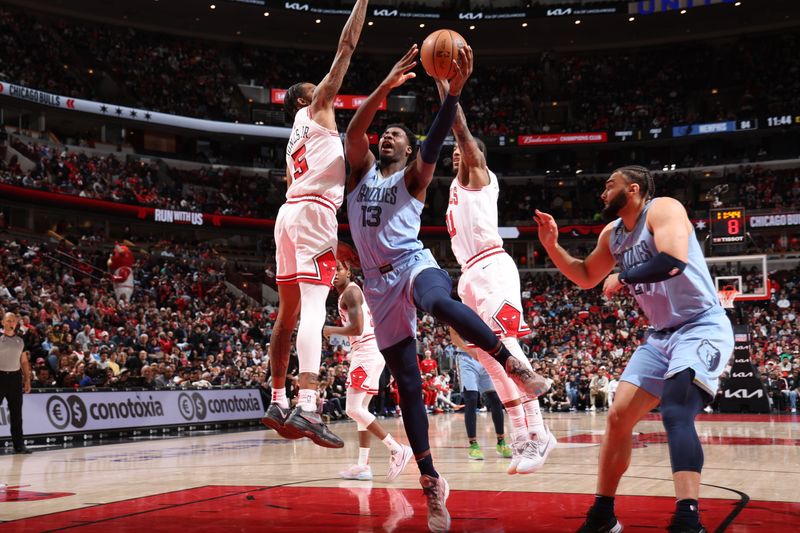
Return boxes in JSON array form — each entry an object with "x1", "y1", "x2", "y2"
[{"x1": 710, "y1": 207, "x2": 746, "y2": 245}]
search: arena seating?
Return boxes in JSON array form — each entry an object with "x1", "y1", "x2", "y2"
[
  {"x1": 3, "y1": 137, "x2": 799, "y2": 225},
  {"x1": 1, "y1": 5, "x2": 799, "y2": 133}
]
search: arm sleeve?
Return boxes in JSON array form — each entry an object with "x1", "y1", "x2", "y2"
[
  {"x1": 619, "y1": 252, "x2": 687, "y2": 285},
  {"x1": 419, "y1": 94, "x2": 459, "y2": 164}
]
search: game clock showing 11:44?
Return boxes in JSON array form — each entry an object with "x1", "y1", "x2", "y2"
[{"x1": 710, "y1": 207, "x2": 746, "y2": 245}]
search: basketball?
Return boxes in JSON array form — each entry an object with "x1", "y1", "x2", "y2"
[{"x1": 420, "y1": 29, "x2": 467, "y2": 80}]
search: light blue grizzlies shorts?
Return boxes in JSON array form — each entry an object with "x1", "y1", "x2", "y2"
[
  {"x1": 457, "y1": 351, "x2": 494, "y2": 393},
  {"x1": 620, "y1": 306, "x2": 734, "y2": 400},
  {"x1": 362, "y1": 248, "x2": 440, "y2": 351}
]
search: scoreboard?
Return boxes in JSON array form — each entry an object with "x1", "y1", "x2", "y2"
[{"x1": 710, "y1": 207, "x2": 746, "y2": 245}]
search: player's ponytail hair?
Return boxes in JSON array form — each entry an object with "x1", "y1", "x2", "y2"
[{"x1": 614, "y1": 165, "x2": 655, "y2": 200}]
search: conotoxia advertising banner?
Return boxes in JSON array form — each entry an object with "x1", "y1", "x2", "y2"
[{"x1": 0, "y1": 389, "x2": 264, "y2": 437}]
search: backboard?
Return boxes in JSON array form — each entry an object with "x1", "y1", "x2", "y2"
[{"x1": 705, "y1": 254, "x2": 769, "y2": 302}]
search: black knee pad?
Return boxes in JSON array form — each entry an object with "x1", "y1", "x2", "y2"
[
  {"x1": 661, "y1": 369, "x2": 706, "y2": 427},
  {"x1": 383, "y1": 339, "x2": 423, "y2": 397},
  {"x1": 661, "y1": 369, "x2": 706, "y2": 473},
  {"x1": 484, "y1": 390, "x2": 503, "y2": 411},
  {"x1": 463, "y1": 390, "x2": 479, "y2": 407}
]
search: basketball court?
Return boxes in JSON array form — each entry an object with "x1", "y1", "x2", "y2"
[{"x1": 1, "y1": 410, "x2": 798, "y2": 531}]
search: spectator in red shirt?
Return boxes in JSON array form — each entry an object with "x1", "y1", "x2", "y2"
[{"x1": 419, "y1": 349, "x2": 438, "y2": 375}]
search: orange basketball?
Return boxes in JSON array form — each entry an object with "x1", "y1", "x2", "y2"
[{"x1": 420, "y1": 29, "x2": 467, "y2": 80}]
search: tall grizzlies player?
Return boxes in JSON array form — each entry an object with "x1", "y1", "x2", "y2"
[
  {"x1": 535, "y1": 166, "x2": 734, "y2": 533},
  {"x1": 261, "y1": 0, "x2": 369, "y2": 448},
  {"x1": 345, "y1": 46, "x2": 548, "y2": 532},
  {"x1": 324, "y1": 261, "x2": 414, "y2": 482},
  {"x1": 436, "y1": 78, "x2": 556, "y2": 475}
]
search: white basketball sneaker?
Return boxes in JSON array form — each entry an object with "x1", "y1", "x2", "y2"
[
  {"x1": 386, "y1": 444, "x2": 413, "y2": 482},
  {"x1": 516, "y1": 429, "x2": 558, "y2": 475},
  {"x1": 339, "y1": 464, "x2": 373, "y2": 481},
  {"x1": 507, "y1": 439, "x2": 525, "y2": 475}
]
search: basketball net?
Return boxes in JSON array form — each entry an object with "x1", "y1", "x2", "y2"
[{"x1": 718, "y1": 285, "x2": 739, "y2": 309}]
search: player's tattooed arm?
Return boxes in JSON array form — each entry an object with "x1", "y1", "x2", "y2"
[
  {"x1": 310, "y1": 0, "x2": 369, "y2": 126},
  {"x1": 535, "y1": 209, "x2": 616, "y2": 289},
  {"x1": 322, "y1": 287, "x2": 365, "y2": 338},
  {"x1": 434, "y1": 78, "x2": 487, "y2": 179},
  {"x1": 346, "y1": 45, "x2": 418, "y2": 187}
]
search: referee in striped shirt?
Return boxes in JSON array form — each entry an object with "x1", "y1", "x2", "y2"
[{"x1": 1, "y1": 312, "x2": 32, "y2": 454}]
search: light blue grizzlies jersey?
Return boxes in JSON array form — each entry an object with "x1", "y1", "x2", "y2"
[
  {"x1": 347, "y1": 165, "x2": 424, "y2": 273},
  {"x1": 608, "y1": 200, "x2": 720, "y2": 331}
]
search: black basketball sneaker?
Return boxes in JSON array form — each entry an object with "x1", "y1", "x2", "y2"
[
  {"x1": 261, "y1": 403, "x2": 303, "y2": 440},
  {"x1": 284, "y1": 406, "x2": 344, "y2": 448}
]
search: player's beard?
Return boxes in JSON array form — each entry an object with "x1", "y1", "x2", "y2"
[{"x1": 602, "y1": 191, "x2": 628, "y2": 221}]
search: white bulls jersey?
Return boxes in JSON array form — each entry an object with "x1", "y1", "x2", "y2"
[
  {"x1": 446, "y1": 169, "x2": 504, "y2": 270},
  {"x1": 338, "y1": 282, "x2": 378, "y2": 354},
  {"x1": 284, "y1": 106, "x2": 345, "y2": 210}
]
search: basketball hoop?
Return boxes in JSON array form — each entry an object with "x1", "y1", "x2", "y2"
[{"x1": 718, "y1": 285, "x2": 739, "y2": 309}]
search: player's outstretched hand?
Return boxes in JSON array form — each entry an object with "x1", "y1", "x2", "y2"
[
  {"x1": 448, "y1": 45, "x2": 473, "y2": 96},
  {"x1": 534, "y1": 209, "x2": 559, "y2": 250},
  {"x1": 603, "y1": 273, "x2": 624, "y2": 298},
  {"x1": 382, "y1": 44, "x2": 418, "y2": 89}
]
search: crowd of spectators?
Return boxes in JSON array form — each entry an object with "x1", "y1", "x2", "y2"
[
  {"x1": 0, "y1": 237, "x2": 274, "y2": 405},
  {"x1": 2, "y1": 229, "x2": 798, "y2": 418},
  {"x1": 4, "y1": 136, "x2": 800, "y2": 226},
  {"x1": 1, "y1": 138, "x2": 285, "y2": 218},
  {"x1": 2, "y1": 5, "x2": 799, "y2": 135}
]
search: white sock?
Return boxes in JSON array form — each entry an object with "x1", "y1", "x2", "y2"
[
  {"x1": 382, "y1": 433, "x2": 402, "y2": 454},
  {"x1": 507, "y1": 404, "x2": 528, "y2": 443},
  {"x1": 523, "y1": 397, "x2": 547, "y2": 440},
  {"x1": 272, "y1": 387, "x2": 289, "y2": 409},
  {"x1": 298, "y1": 389, "x2": 317, "y2": 412},
  {"x1": 358, "y1": 447, "x2": 370, "y2": 467}
]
